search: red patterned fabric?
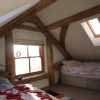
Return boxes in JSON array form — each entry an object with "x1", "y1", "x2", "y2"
[{"x1": 0, "y1": 84, "x2": 58, "y2": 100}]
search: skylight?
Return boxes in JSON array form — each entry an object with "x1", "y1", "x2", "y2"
[
  {"x1": 87, "y1": 18, "x2": 100, "y2": 37},
  {"x1": 81, "y1": 18, "x2": 100, "y2": 46}
]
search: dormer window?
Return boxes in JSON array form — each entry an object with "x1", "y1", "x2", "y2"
[{"x1": 86, "y1": 18, "x2": 100, "y2": 38}]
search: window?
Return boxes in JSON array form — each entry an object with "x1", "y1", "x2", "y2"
[
  {"x1": 86, "y1": 18, "x2": 100, "y2": 38},
  {"x1": 13, "y1": 44, "x2": 44, "y2": 77},
  {"x1": 81, "y1": 17, "x2": 100, "y2": 46}
]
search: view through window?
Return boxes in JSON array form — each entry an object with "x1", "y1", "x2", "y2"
[{"x1": 13, "y1": 44, "x2": 44, "y2": 77}]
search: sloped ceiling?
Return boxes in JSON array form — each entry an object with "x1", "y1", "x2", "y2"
[
  {"x1": 0, "y1": 0, "x2": 30, "y2": 16},
  {"x1": 0, "y1": 0, "x2": 100, "y2": 60},
  {"x1": 0, "y1": 0, "x2": 40, "y2": 27},
  {"x1": 37, "y1": 0, "x2": 100, "y2": 25},
  {"x1": 37, "y1": 0, "x2": 100, "y2": 60}
]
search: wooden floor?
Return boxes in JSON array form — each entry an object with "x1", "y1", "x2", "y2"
[{"x1": 43, "y1": 84, "x2": 100, "y2": 100}]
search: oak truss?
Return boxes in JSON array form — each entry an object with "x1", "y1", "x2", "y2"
[{"x1": 0, "y1": 1, "x2": 100, "y2": 85}]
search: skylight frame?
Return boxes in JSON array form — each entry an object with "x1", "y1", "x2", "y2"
[{"x1": 86, "y1": 18, "x2": 100, "y2": 38}]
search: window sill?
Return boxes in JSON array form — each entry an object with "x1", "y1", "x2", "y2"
[{"x1": 14, "y1": 73, "x2": 48, "y2": 85}]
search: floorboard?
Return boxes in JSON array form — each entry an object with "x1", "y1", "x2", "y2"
[{"x1": 42, "y1": 84, "x2": 100, "y2": 100}]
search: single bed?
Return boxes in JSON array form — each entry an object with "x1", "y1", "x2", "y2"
[
  {"x1": 60, "y1": 60, "x2": 100, "y2": 90},
  {"x1": 0, "y1": 76, "x2": 59, "y2": 100}
]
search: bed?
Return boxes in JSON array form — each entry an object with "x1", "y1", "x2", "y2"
[
  {"x1": 0, "y1": 76, "x2": 59, "y2": 100},
  {"x1": 60, "y1": 60, "x2": 100, "y2": 90}
]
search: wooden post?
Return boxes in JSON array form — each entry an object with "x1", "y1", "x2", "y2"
[
  {"x1": 5, "y1": 30, "x2": 15, "y2": 84},
  {"x1": 60, "y1": 24, "x2": 69, "y2": 48},
  {"x1": 46, "y1": 37, "x2": 55, "y2": 85}
]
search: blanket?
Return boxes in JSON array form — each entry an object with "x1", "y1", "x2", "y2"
[{"x1": 0, "y1": 84, "x2": 59, "y2": 100}]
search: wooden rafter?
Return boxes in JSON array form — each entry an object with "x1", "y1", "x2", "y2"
[
  {"x1": 46, "y1": 37, "x2": 55, "y2": 85},
  {"x1": 31, "y1": 15, "x2": 73, "y2": 59},
  {"x1": 15, "y1": 25, "x2": 41, "y2": 32},
  {"x1": 5, "y1": 30, "x2": 15, "y2": 83},
  {"x1": 47, "y1": 5, "x2": 100, "y2": 30},
  {"x1": 0, "y1": 0, "x2": 57, "y2": 38},
  {"x1": 60, "y1": 24, "x2": 69, "y2": 48}
]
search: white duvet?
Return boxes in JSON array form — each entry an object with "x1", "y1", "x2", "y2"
[{"x1": 61, "y1": 62, "x2": 100, "y2": 77}]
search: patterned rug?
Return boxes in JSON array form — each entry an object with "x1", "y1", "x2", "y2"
[{"x1": 46, "y1": 90, "x2": 75, "y2": 100}]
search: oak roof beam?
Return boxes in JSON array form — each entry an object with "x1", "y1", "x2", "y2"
[
  {"x1": 47, "y1": 5, "x2": 100, "y2": 30},
  {"x1": 60, "y1": 24, "x2": 69, "y2": 49}
]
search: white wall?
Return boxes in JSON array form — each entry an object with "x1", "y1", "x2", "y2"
[
  {"x1": 1, "y1": 0, "x2": 100, "y2": 86},
  {"x1": 0, "y1": 28, "x2": 60, "y2": 86},
  {"x1": 31, "y1": 79, "x2": 49, "y2": 88},
  {"x1": 13, "y1": 29, "x2": 49, "y2": 88},
  {"x1": 38, "y1": 0, "x2": 100, "y2": 26},
  {"x1": 65, "y1": 14, "x2": 100, "y2": 60},
  {"x1": 50, "y1": 28, "x2": 65, "y2": 63},
  {"x1": 40, "y1": 7, "x2": 100, "y2": 79},
  {"x1": 0, "y1": 0, "x2": 40, "y2": 16},
  {"x1": 38, "y1": 0, "x2": 100, "y2": 61}
]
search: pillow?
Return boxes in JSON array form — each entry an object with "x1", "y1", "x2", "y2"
[
  {"x1": 0, "y1": 77, "x2": 13, "y2": 90},
  {"x1": 62, "y1": 60, "x2": 82, "y2": 68}
]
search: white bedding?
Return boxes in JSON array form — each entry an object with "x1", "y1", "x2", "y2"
[{"x1": 61, "y1": 61, "x2": 100, "y2": 78}]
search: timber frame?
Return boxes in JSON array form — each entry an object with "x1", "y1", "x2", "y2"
[{"x1": 0, "y1": 0, "x2": 100, "y2": 85}]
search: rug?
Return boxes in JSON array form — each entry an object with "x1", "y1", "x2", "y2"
[{"x1": 46, "y1": 90, "x2": 75, "y2": 100}]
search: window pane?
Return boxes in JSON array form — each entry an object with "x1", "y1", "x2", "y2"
[
  {"x1": 15, "y1": 58, "x2": 29, "y2": 75},
  {"x1": 14, "y1": 45, "x2": 27, "y2": 58},
  {"x1": 30, "y1": 57, "x2": 42, "y2": 72},
  {"x1": 28, "y1": 45, "x2": 40, "y2": 56},
  {"x1": 88, "y1": 18, "x2": 100, "y2": 35}
]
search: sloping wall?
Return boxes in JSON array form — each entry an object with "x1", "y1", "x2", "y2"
[
  {"x1": 0, "y1": 0, "x2": 40, "y2": 27},
  {"x1": 0, "y1": 0, "x2": 100, "y2": 86},
  {"x1": 37, "y1": 0, "x2": 100, "y2": 25},
  {"x1": 66, "y1": 15, "x2": 100, "y2": 60},
  {"x1": 38, "y1": 0, "x2": 100, "y2": 61},
  {"x1": 0, "y1": 0, "x2": 40, "y2": 16}
]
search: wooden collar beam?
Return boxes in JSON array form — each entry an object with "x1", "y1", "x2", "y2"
[
  {"x1": 47, "y1": 5, "x2": 100, "y2": 30},
  {"x1": 60, "y1": 24, "x2": 69, "y2": 48}
]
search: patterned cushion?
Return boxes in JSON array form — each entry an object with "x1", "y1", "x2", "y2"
[{"x1": 62, "y1": 60, "x2": 82, "y2": 68}]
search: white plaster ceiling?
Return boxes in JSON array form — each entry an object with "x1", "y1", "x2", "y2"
[
  {"x1": 0, "y1": 0, "x2": 29, "y2": 16},
  {"x1": 37, "y1": 0, "x2": 100, "y2": 26},
  {"x1": 0, "y1": 0, "x2": 40, "y2": 27}
]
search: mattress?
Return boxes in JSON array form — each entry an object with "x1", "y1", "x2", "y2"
[
  {"x1": 61, "y1": 61, "x2": 100, "y2": 79},
  {"x1": 61, "y1": 60, "x2": 100, "y2": 90},
  {"x1": 0, "y1": 77, "x2": 59, "y2": 100}
]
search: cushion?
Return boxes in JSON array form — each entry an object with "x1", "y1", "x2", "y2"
[{"x1": 62, "y1": 60, "x2": 82, "y2": 68}]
